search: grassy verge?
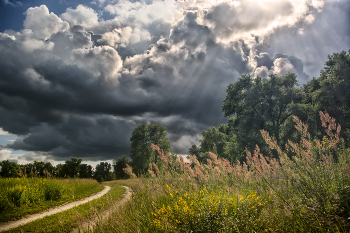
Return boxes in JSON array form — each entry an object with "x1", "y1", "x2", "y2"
[
  {"x1": 3, "y1": 181, "x2": 125, "y2": 233},
  {"x1": 0, "y1": 178, "x2": 104, "y2": 222}
]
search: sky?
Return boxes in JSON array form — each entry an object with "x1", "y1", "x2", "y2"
[{"x1": 0, "y1": 0, "x2": 349, "y2": 166}]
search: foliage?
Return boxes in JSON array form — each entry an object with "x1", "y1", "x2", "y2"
[
  {"x1": 95, "y1": 162, "x2": 112, "y2": 181},
  {"x1": 114, "y1": 155, "x2": 130, "y2": 179},
  {"x1": 0, "y1": 160, "x2": 20, "y2": 178},
  {"x1": 189, "y1": 123, "x2": 241, "y2": 163},
  {"x1": 221, "y1": 73, "x2": 301, "y2": 156},
  {"x1": 58, "y1": 158, "x2": 82, "y2": 178},
  {"x1": 308, "y1": 50, "x2": 350, "y2": 146},
  {"x1": 79, "y1": 164, "x2": 94, "y2": 178},
  {"x1": 151, "y1": 185, "x2": 270, "y2": 232},
  {"x1": 130, "y1": 123, "x2": 170, "y2": 176}
]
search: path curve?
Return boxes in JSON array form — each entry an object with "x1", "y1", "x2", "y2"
[
  {"x1": 71, "y1": 186, "x2": 133, "y2": 233},
  {"x1": 0, "y1": 186, "x2": 111, "y2": 232}
]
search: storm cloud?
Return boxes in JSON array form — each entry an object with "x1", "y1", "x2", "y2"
[{"x1": 0, "y1": 0, "x2": 349, "y2": 163}]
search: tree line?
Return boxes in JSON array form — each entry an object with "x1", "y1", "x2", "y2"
[{"x1": 0, "y1": 157, "x2": 131, "y2": 182}]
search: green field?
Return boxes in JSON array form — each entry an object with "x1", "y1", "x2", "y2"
[{"x1": 4, "y1": 181, "x2": 125, "y2": 233}]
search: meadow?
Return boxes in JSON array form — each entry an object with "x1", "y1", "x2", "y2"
[
  {"x1": 89, "y1": 113, "x2": 350, "y2": 232},
  {"x1": 0, "y1": 177, "x2": 104, "y2": 222}
]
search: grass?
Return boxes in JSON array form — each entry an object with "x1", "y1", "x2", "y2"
[
  {"x1": 88, "y1": 112, "x2": 350, "y2": 232},
  {"x1": 3, "y1": 181, "x2": 125, "y2": 233},
  {"x1": 0, "y1": 178, "x2": 104, "y2": 222}
]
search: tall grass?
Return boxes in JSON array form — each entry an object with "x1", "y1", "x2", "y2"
[
  {"x1": 0, "y1": 178, "x2": 103, "y2": 222},
  {"x1": 91, "y1": 111, "x2": 350, "y2": 232}
]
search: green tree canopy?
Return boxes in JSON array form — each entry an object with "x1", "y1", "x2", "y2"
[
  {"x1": 130, "y1": 123, "x2": 170, "y2": 175},
  {"x1": 113, "y1": 155, "x2": 129, "y2": 179},
  {"x1": 95, "y1": 162, "x2": 112, "y2": 181},
  {"x1": 0, "y1": 160, "x2": 20, "y2": 178},
  {"x1": 57, "y1": 158, "x2": 82, "y2": 178},
  {"x1": 221, "y1": 73, "x2": 301, "y2": 156},
  {"x1": 189, "y1": 122, "x2": 241, "y2": 163},
  {"x1": 313, "y1": 50, "x2": 350, "y2": 145},
  {"x1": 79, "y1": 164, "x2": 94, "y2": 178}
]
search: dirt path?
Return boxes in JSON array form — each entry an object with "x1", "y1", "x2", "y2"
[
  {"x1": 71, "y1": 186, "x2": 132, "y2": 233},
  {"x1": 0, "y1": 186, "x2": 111, "y2": 232}
]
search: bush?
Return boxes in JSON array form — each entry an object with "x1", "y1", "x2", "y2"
[
  {"x1": 0, "y1": 192, "x2": 12, "y2": 212},
  {"x1": 95, "y1": 175, "x2": 104, "y2": 183},
  {"x1": 7, "y1": 185, "x2": 25, "y2": 207},
  {"x1": 44, "y1": 181, "x2": 64, "y2": 201}
]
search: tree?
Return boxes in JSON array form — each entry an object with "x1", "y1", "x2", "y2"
[
  {"x1": 221, "y1": 73, "x2": 301, "y2": 156},
  {"x1": 56, "y1": 158, "x2": 82, "y2": 178},
  {"x1": 188, "y1": 145, "x2": 201, "y2": 161},
  {"x1": 79, "y1": 164, "x2": 93, "y2": 178},
  {"x1": 189, "y1": 122, "x2": 241, "y2": 163},
  {"x1": 95, "y1": 162, "x2": 111, "y2": 181},
  {"x1": 43, "y1": 162, "x2": 55, "y2": 177},
  {"x1": 113, "y1": 155, "x2": 129, "y2": 179},
  {"x1": 130, "y1": 123, "x2": 170, "y2": 175},
  {"x1": 33, "y1": 161, "x2": 45, "y2": 176},
  {"x1": 313, "y1": 50, "x2": 350, "y2": 146},
  {"x1": 0, "y1": 160, "x2": 20, "y2": 178},
  {"x1": 199, "y1": 125, "x2": 228, "y2": 159}
]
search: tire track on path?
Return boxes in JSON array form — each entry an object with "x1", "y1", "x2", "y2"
[{"x1": 71, "y1": 186, "x2": 132, "y2": 233}]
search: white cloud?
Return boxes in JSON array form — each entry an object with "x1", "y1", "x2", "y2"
[
  {"x1": 104, "y1": 0, "x2": 182, "y2": 26},
  {"x1": 254, "y1": 66, "x2": 269, "y2": 79},
  {"x1": 99, "y1": 27, "x2": 151, "y2": 48},
  {"x1": 73, "y1": 45, "x2": 123, "y2": 79},
  {"x1": 194, "y1": 0, "x2": 325, "y2": 44},
  {"x1": 0, "y1": 149, "x2": 11, "y2": 161},
  {"x1": 271, "y1": 58, "x2": 297, "y2": 76},
  {"x1": 0, "y1": 128, "x2": 12, "y2": 135},
  {"x1": 61, "y1": 5, "x2": 99, "y2": 29},
  {"x1": 23, "y1": 5, "x2": 69, "y2": 40},
  {"x1": 21, "y1": 38, "x2": 54, "y2": 52}
]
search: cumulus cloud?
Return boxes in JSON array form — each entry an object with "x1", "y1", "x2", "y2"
[
  {"x1": 104, "y1": 0, "x2": 181, "y2": 26},
  {"x1": 270, "y1": 58, "x2": 297, "y2": 76},
  {"x1": 23, "y1": 5, "x2": 69, "y2": 40},
  {"x1": 73, "y1": 45, "x2": 123, "y2": 79},
  {"x1": 0, "y1": 128, "x2": 12, "y2": 135},
  {"x1": 98, "y1": 27, "x2": 151, "y2": 48},
  {"x1": 0, "y1": 149, "x2": 11, "y2": 161},
  {"x1": 61, "y1": 5, "x2": 99, "y2": 28}
]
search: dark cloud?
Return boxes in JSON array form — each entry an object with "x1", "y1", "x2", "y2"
[
  {"x1": 254, "y1": 52, "x2": 274, "y2": 69},
  {"x1": 7, "y1": 115, "x2": 135, "y2": 161},
  {"x1": 253, "y1": 52, "x2": 309, "y2": 83}
]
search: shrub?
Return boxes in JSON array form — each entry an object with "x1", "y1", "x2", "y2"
[
  {"x1": 7, "y1": 185, "x2": 25, "y2": 207},
  {"x1": 43, "y1": 181, "x2": 64, "y2": 201},
  {"x1": 0, "y1": 192, "x2": 12, "y2": 212}
]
